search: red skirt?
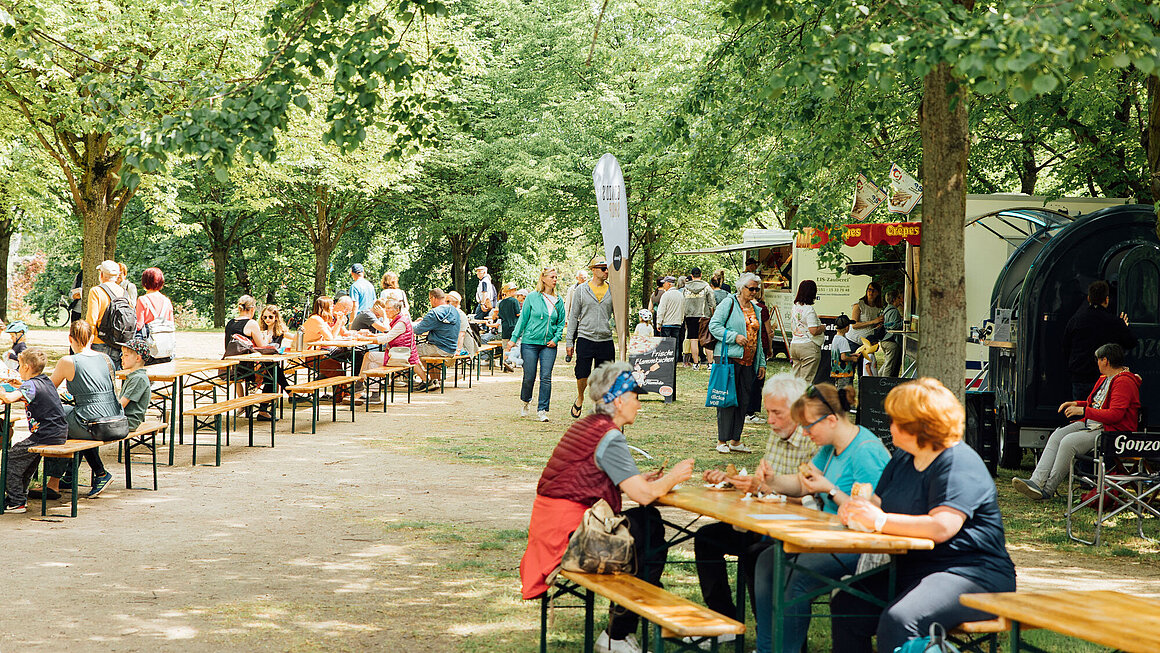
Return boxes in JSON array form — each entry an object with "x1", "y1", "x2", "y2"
[{"x1": 519, "y1": 495, "x2": 588, "y2": 599}]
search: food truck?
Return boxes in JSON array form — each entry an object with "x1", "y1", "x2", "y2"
[{"x1": 986, "y1": 204, "x2": 1158, "y2": 467}]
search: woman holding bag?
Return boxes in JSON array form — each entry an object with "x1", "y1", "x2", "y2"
[
  {"x1": 519, "y1": 361, "x2": 694, "y2": 653},
  {"x1": 707, "y1": 272, "x2": 767, "y2": 454},
  {"x1": 37, "y1": 320, "x2": 126, "y2": 500}
]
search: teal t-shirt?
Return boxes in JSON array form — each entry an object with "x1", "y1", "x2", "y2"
[{"x1": 811, "y1": 426, "x2": 891, "y2": 513}]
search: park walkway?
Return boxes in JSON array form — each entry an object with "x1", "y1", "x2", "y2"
[{"x1": 4, "y1": 330, "x2": 1158, "y2": 650}]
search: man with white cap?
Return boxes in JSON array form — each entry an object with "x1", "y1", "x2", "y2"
[
  {"x1": 348, "y1": 264, "x2": 376, "y2": 313},
  {"x1": 473, "y1": 266, "x2": 496, "y2": 319},
  {"x1": 565, "y1": 255, "x2": 616, "y2": 418},
  {"x1": 85, "y1": 260, "x2": 130, "y2": 369}
]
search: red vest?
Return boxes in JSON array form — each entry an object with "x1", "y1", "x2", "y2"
[
  {"x1": 537, "y1": 414, "x2": 623, "y2": 513},
  {"x1": 387, "y1": 314, "x2": 420, "y2": 365}
]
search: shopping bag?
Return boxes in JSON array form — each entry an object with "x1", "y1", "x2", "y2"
[{"x1": 705, "y1": 362, "x2": 737, "y2": 408}]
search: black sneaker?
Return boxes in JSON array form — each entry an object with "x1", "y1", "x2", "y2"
[
  {"x1": 88, "y1": 471, "x2": 114, "y2": 498},
  {"x1": 4, "y1": 503, "x2": 27, "y2": 514},
  {"x1": 28, "y1": 487, "x2": 61, "y2": 501}
]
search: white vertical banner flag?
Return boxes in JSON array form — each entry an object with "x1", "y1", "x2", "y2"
[{"x1": 593, "y1": 153, "x2": 630, "y2": 361}]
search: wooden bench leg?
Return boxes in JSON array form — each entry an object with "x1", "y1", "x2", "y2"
[
  {"x1": 312, "y1": 390, "x2": 319, "y2": 434},
  {"x1": 125, "y1": 438, "x2": 133, "y2": 489},
  {"x1": 583, "y1": 588, "x2": 595, "y2": 653}
]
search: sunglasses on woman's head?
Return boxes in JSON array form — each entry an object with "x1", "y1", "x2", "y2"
[{"x1": 805, "y1": 384, "x2": 838, "y2": 417}]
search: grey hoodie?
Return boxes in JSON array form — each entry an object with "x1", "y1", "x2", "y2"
[
  {"x1": 566, "y1": 282, "x2": 615, "y2": 348},
  {"x1": 682, "y1": 278, "x2": 717, "y2": 318}
]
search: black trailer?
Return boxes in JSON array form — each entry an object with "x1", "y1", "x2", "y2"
[{"x1": 988, "y1": 204, "x2": 1160, "y2": 467}]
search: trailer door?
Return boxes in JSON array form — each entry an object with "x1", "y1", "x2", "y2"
[{"x1": 1113, "y1": 243, "x2": 1160, "y2": 429}]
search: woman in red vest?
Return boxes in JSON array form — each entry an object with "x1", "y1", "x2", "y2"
[{"x1": 520, "y1": 361, "x2": 694, "y2": 653}]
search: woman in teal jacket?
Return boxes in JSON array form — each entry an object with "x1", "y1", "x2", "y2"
[
  {"x1": 512, "y1": 267, "x2": 566, "y2": 421},
  {"x1": 708, "y1": 272, "x2": 767, "y2": 453}
]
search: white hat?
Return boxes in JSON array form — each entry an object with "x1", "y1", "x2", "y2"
[
  {"x1": 474, "y1": 265, "x2": 488, "y2": 273},
  {"x1": 97, "y1": 260, "x2": 120, "y2": 276},
  {"x1": 516, "y1": 288, "x2": 529, "y2": 296}
]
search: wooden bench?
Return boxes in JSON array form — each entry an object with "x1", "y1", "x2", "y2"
[
  {"x1": 477, "y1": 342, "x2": 503, "y2": 377},
  {"x1": 184, "y1": 393, "x2": 280, "y2": 466},
  {"x1": 117, "y1": 421, "x2": 169, "y2": 491},
  {"x1": 27, "y1": 421, "x2": 166, "y2": 517},
  {"x1": 419, "y1": 353, "x2": 475, "y2": 391},
  {"x1": 361, "y1": 365, "x2": 415, "y2": 411},
  {"x1": 285, "y1": 376, "x2": 359, "y2": 434},
  {"x1": 546, "y1": 570, "x2": 744, "y2": 653},
  {"x1": 949, "y1": 617, "x2": 1036, "y2": 653}
]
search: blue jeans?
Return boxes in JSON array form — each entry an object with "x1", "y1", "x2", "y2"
[
  {"x1": 754, "y1": 547, "x2": 859, "y2": 653},
  {"x1": 520, "y1": 343, "x2": 557, "y2": 412}
]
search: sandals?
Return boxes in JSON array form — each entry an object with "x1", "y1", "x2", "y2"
[{"x1": 570, "y1": 402, "x2": 583, "y2": 419}]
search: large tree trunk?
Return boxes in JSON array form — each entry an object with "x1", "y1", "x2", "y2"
[
  {"x1": 212, "y1": 246, "x2": 228, "y2": 328},
  {"x1": 918, "y1": 62, "x2": 970, "y2": 403},
  {"x1": 313, "y1": 240, "x2": 334, "y2": 297},
  {"x1": 0, "y1": 223, "x2": 11, "y2": 321},
  {"x1": 69, "y1": 135, "x2": 132, "y2": 315},
  {"x1": 1146, "y1": 75, "x2": 1160, "y2": 231},
  {"x1": 449, "y1": 236, "x2": 468, "y2": 301}
]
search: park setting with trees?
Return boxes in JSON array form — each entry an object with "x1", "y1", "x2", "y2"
[{"x1": 3, "y1": 0, "x2": 1160, "y2": 650}]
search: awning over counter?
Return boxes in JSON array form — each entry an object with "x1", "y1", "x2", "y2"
[
  {"x1": 843, "y1": 222, "x2": 921, "y2": 246},
  {"x1": 674, "y1": 228, "x2": 794, "y2": 255}
]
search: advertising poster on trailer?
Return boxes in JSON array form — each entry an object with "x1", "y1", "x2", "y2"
[{"x1": 627, "y1": 334, "x2": 677, "y2": 403}]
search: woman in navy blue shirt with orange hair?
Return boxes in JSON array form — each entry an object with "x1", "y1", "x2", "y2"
[{"x1": 831, "y1": 378, "x2": 1016, "y2": 653}]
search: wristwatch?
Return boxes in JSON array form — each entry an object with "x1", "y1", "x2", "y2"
[{"x1": 828, "y1": 487, "x2": 840, "y2": 498}]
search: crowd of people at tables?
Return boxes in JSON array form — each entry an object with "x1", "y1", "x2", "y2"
[{"x1": 521, "y1": 369, "x2": 1016, "y2": 653}]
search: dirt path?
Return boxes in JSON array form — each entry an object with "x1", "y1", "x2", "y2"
[{"x1": 3, "y1": 334, "x2": 1157, "y2": 650}]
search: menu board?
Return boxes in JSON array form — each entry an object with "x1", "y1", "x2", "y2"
[
  {"x1": 627, "y1": 335, "x2": 678, "y2": 403},
  {"x1": 855, "y1": 375, "x2": 908, "y2": 449}
]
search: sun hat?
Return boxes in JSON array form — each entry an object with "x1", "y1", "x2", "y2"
[
  {"x1": 589, "y1": 255, "x2": 608, "y2": 268},
  {"x1": 661, "y1": 276, "x2": 677, "y2": 284},
  {"x1": 97, "y1": 260, "x2": 120, "y2": 276},
  {"x1": 350, "y1": 263, "x2": 365, "y2": 274},
  {"x1": 516, "y1": 288, "x2": 529, "y2": 296}
]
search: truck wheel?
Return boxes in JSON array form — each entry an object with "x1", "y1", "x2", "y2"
[{"x1": 998, "y1": 420, "x2": 1022, "y2": 469}]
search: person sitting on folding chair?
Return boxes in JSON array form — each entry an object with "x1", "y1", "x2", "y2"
[{"x1": 1013, "y1": 343, "x2": 1141, "y2": 501}]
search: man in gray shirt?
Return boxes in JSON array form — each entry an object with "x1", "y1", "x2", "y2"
[
  {"x1": 565, "y1": 256, "x2": 616, "y2": 418},
  {"x1": 655, "y1": 276, "x2": 687, "y2": 359}
]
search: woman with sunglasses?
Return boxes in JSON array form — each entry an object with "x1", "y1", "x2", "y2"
[
  {"x1": 748, "y1": 382, "x2": 891, "y2": 653},
  {"x1": 707, "y1": 272, "x2": 768, "y2": 454},
  {"x1": 258, "y1": 305, "x2": 291, "y2": 396},
  {"x1": 831, "y1": 378, "x2": 1015, "y2": 652}
]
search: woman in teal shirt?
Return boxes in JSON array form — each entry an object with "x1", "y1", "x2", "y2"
[
  {"x1": 745, "y1": 383, "x2": 891, "y2": 653},
  {"x1": 511, "y1": 267, "x2": 566, "y2": 422}
]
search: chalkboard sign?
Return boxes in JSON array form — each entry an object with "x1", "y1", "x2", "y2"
[
  {"x1": 855, "y1": 376, "x2": 908, "y2": 449},
  {"x1": 628, "y1": 335, "x2": 678, "y2": 403}
]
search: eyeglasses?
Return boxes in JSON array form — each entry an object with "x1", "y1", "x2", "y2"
[
  {"x1": 805, "y1": 384, "x2": 839, "y2": 417},
  {"x1": 263, "y1": 315, "x2": 275, "y2": 320},
  {"x1": 802, "y1": 414, "x2": 830, "y2": 432}
]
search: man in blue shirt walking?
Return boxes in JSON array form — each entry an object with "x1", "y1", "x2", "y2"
[{"x1": 348, "y1": 264, "x2": 376, "y2": 313}]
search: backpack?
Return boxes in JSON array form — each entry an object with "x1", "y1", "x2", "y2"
[
  {"x1": 138, "y1": 294, "x2": 176, "y2": 359},
  {"x1": 98, "y1": 284, "x2": 137, "y2": 345}
]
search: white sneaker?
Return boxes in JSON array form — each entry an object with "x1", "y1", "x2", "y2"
[
  {"x1": 682, "y1": 634, "x2": 736, "y2": 650},
  {"x1": 537, "y1": 410, "x2": 549, "y2": 422},
  {"x1": 520, "y1": 401, "x2": 530, "y2": 417},
  {"x1": 595, "y1": 630, "x2": 643, "y2": 653},
  {"x1": 716, "y1": 442, "x2": 731, "y2": 454},
  {"x1": 728, "y1": 442, "x2": 752, "y2": 453},
  {"x1": 744, "y1": 414, "x2": 764, "y2": 424}
]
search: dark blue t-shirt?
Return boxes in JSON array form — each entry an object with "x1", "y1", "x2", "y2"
[
  {"x1": 6, "y1": 340, "x2": 26, "y2": 362},
  {"x1": 877, "y1": 444, "x2": 1016, "y2": 590},
  {"x1": 19, "y1": 374, "x2": 68, "y2": 445}
]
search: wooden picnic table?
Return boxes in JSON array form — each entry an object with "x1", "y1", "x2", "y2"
[
  {"x1": 117, "y1": 358, "x2": 240, "y2": 466},
  {"x1": 959, "y1": 590, "x2": 1160, "y2": 653},
  {"x1": 308, "y1": 338, "x2": 379, "y2": 378},
  {"x1": 231, "y1": 350, "x2": 330, "y2": 418},
  {"x1": 657, "y1": 484, "x2": 934, "y2": 653}
]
